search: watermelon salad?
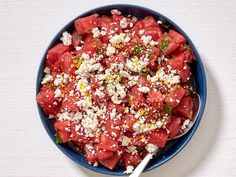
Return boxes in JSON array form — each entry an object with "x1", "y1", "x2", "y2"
[{"x1": 36, "y1": 9, "x2": 195, "y2": 173}]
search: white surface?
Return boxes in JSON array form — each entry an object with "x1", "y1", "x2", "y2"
[{"x1": 0, "y1": 0, "x2": 236, "y2": 177}]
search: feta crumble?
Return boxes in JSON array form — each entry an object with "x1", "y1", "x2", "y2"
[
  {"x1": 92, "y1": 27, "x2": 100, "y2": 38},
  {"x1": 53, "y1": 75, "x2": 63, "y2": 86},
  {"x1": 120, "y1": 18, "x2": 128, "y2": 28},
  {"x1": 60, "y1": 31, "x2": 72, "y2": 46},
  {"x1": 43, "y1": 67, "x2": 50, "y2": 74},
  {"x1": 120, "y1": 136, "x2": 131, "y2": 146},
  {"x1": 109, "y1": 33, "x2": 126, "y2": 44},
  {"x1": 111, "y1": 9, "x2": 122, "y2": 15},
  {"x1": 94, "y1": 88, "x2": 105, "y2": 98},
  {"x1": 181, "y1": 119, "x2": 191, "y2": 130},
  {"x1": 54, "y1": 88, "x2": 62, "y2": 98},
  {"x1": 139, "y1": 30, "x2": 145, "y2": 35},
  {"x1": 106, "y1": 44, "x2": 116, "y2": 56},
  {"x1": 123, "y1": 165, "x2": 134, "y2": 174},
  {"x1": 145, "y1": 143, "x2": 158, "y2": 153},
  {"x1": 141, "y1": 35, "x2": 152, "y2": 45},
  {"x1": 138, "y1": 86, "x2": 150, "y2": 93},
  {"x1": 41, "y1": 74, "x2": 53, "y2": 84},
  {"x1": 81, "y1": 109, "x2": 99, "y2": 137}
]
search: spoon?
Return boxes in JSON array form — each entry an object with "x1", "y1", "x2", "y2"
[{"x1": 129, "y1": 93, "x2": 201, "y2": 177}]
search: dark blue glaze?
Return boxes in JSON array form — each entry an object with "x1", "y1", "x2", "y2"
[{"x1": 36, "y1": 4, "x2": 207, "y2": 176}]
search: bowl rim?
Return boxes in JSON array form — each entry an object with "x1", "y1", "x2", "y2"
[{"x1": 36, "y1": 4, "x2": 207, "y2": 176}]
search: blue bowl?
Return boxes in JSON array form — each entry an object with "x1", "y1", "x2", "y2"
[{"x1": 36, "y1": 4, "x2": 207, "y2": 176}]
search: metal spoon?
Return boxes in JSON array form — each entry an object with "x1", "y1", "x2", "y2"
[{"x1": 129, "y1": 93, "x2": 201, "y2": 177}]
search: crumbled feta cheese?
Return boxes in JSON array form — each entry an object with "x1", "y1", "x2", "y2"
[
  {"x1": 150, "y1": 40, "x2": 159, "y2": 46},
  {"x1": 69, "y1": 90, "x2": 74, "y2": 97},
  {"x1": 139, "y1": 30, "x2": 145, "y2": 35},
  {"x1": 110, "y1": 108, "x2": 117, "y2": 119},
  {"x1": 111, "y1": 9, "x2": 122, "y2": 15},
  {"x1": 141, "y1": 35, "x2": 152, "y2": 45},
  {"x1": 109, "y1": 33, "x2": 126, "y2": 44},
  {"x1": 127, "y1": 145, "x2": 137, "y2": 153},
  {"x1": 81, "y1": 109, "x2": 99, "y2": 137},
  {"x1": 120, "y1": 18, "x2": 128, "y2": 28},
  {"x1": 49, "y1": 115, "x2": 54, "y2": 119},
  {"x1": 133, "y1": 121, "x2": 158, "y2": 133},
  {"x1": 126, "y1": 57, "x2": 148, "y2": 73},
  {"x1": 76, "y1": 97, "x2": 92, "y2": 109},
  {"x1": 81, "y1": 53, "x2": 90, "y2": 60},
  {"x1": 43, "y1": 67, "x2": 50, "y2": 74},
  {"x1": 138, "y1": 86, "x2": 150, "y2": 93},
  {"x1": 150, "y1": 67, "x2": 180, "y2": 86},
  {"x1": 181, "y1": 119, "x2": 191, "y2": 130},
  {"x1": 73, "y1": 112, "x2": 83, "y2": 121},
  {"x1": 128, "y1": 76, "x2": 139, "y2": 86},
  {"x1": 100, "y1": 27, "x2": 107, "y2": 36},
  {"x1": 53, "y1": 75, "x2": 63, "y2": 86},
  {"x1": 94, "y1": 88, "x2": 105, "y2": 98},
  {"x1": 75, "y1": 46, "x2": 82, "y2": 51},
  {"x1": 145, "y1": 143, "x2": 158, "y2": 153},
  {"x1": 124, "y1": 36, "x2": 131, "y2": 43},
  {"x1": 57, "y1": 112, "x2": 71, "y2": 121},
  {"x1": 54, "y1": 88, "x2": 62, "y2": 98},
  {"x1": 116, "y1": 84, "x2": 126, "y2": 99},
  {"x1": 111, "y1": 95, "x2": 122, "y2": 104},
  {"x1": 88, "y1": 63, "x2": 102, "y2": 72},
  {"x1": 92, "y1": 27, "x2": 100, "y2": 38},
  {"x1": 76, "y1": 79, "x2": 90, "y2": 96},
  {"x1": 75, "y1": 61, "x2": 90, "y2": 78},
  {"x1": 60, "y1": 31, "x2": 72, "y2": 46},
  {"x1": 123, "y1": 165, "x2": 134, "y2": 174},
  {"x1": 106, "y1": 44, "x2": 116, "y2": 56},
  {"x1": 120, "y1": 136, "x2": 131, "y2": 146},
  {"x1": 156, "y1": 120, "x2": 163, "y2": 128},
  {"x1": 120, "y1": 70, "x2": 130, "y2": 78},
  {"x1": 132, "y1": 16, "x2": 138, "y2": 22},
  {"x1": 157, "y1": 20, "x2": 163, "y2": 24},
  {"x1": 93, "y1": 162, "x2": 98, "y2": 167},
  {"x1": 41, "y1": 74, "x2": 53, "y2": 84}
]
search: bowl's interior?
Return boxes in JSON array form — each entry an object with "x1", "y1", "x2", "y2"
[{"x1": 36, "y1": 4, "x2": 207, "y2": 176}]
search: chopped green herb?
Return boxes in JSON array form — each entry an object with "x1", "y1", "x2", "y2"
[
  {"x1": 74, "y1": 35, "x2": 82, "y2": 39},
  {"x1": 96, "y1": 47, "x2": 103, "y2": 55},
  {"x1": 133, "y1": 45, "x2": 144, "y2": 55},
  {"x1": 55, "y1": 133, "x2": 62, "y2": 144},
  {"x1": 140, "y1": 71, "x2": 149, "y2": 76},
  {"x1": 162, "y1": 23, "x2": 170, "y2": 29},
  {"x1": 72, "y1": 56, "x2": 84, "y2": 68},
  {"x1": 183, "y1": 44, "x2": 191, "y2": 51},
  {"x1": 102, "y1": 80, "x2": 106, "y2": 87},
  {"x1": 158, "y1": 37, "x2": 170, "y2": 53},
  {"x1": 148, "y1": 52, "x2": 153, "y2": 58},
  {"x1": 163, "y1": 104, "x2": 173, "y2": 115}
]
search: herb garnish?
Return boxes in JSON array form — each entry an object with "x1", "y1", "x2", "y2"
[
  {"x1": 148, "y1": 52, "x2": 153, "y2": 58},
  {"x1": 158, "y1": 37, "x2": 170, "y2": 53},
  {"x1": 55, "y1": 133, "x2": 62, "y2": 144},
  {"x1": 163, "y1": 104, "x2": 173, "y2": 115},
  {"x1": 183, "y1": 44, "x2": 191, "y2": 51},
  {"x1": 133, "y1": 45, "x2": 144, "y2": 55},
  {"x1": 73, "y1": 56, "x2": 84, "y2": 68},
  {"x1": 74, "y1": 35, "x2": 82, "y2": 39},
  {"x1": 96, "y1": 46, "x2": 103, "y2": 55}
]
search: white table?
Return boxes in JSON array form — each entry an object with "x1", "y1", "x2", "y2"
[{"x1": 1, "y1": 0, "x2": 236, "y2": 177}]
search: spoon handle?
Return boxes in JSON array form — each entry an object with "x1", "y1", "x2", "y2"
[{"x1": 129, "y1": 148, "x2": 159, "y2": 177}]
